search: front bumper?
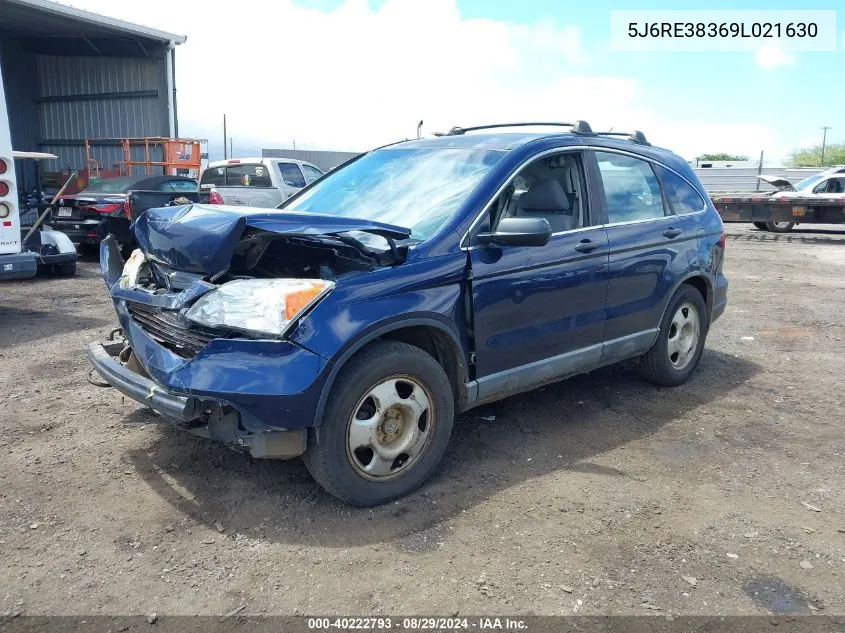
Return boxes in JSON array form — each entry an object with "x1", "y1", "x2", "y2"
[
  {"x1": 0, "y1": 252, "x2": 38, "y2": 280},
  {"x1": 90, "y1": 236, "x2": 328, "y2": 456},
  {"x1": 88, "y1": 340, "x2": 308, "y2": 459},
  {"x1": 87, "y1": 340, "x2": 198, "y2": 420}
]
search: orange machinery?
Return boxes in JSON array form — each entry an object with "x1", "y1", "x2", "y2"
[{"x1": 84, "y1": 137, "x2": 207, "y2": 179}]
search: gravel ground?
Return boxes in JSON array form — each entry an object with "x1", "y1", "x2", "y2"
[{"x1": 0, "y1": 224, "x2": 843, "y2": 618}]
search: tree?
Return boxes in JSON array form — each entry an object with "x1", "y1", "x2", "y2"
[
  {"x1": 787, "y1": 143, "x2": 845, "y2": 167},
  {"x1": 696, "y1": 153, "x2": 750, "y2": 162}
]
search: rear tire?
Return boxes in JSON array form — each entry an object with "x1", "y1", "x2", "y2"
[
  {"x1": 638, "y1": 285, "x2": 708, "y2": 387},
  {"x1": 765, "y1": 221, "x2": 795, "y2": 233},
  {"x1": 752, "y1": 222, "x2": 767, "y2": 230},
  {"x1": 303, "y1": 340, "x2": 454, "y2": 506}
]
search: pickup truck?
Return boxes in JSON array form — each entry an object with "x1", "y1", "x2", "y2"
[{"x1": 198, "y1": 158, "x2": 324, "y2": 208}]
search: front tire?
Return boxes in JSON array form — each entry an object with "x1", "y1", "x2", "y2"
[
  {"x1": 303, "y1": 340, "x2": 454, "y2": 506},
  {"x1": 765, "y1": 221, "x2": 795, "y2": 233},
  {"x1": 638, "y1": 285, "x2": 708, "y2": 387}
]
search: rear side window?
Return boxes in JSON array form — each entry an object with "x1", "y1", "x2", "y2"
[
  {"x1": 200, "y1": 167, "x2": 225, "y2": 187},
  {"x1": 278, "y1": 163, "x2": 307, "y2": 188},
  {"x1": 162, "y1": 180, "x2": 198, "y2": 192},
  {"x1": 301, "y1": 164, "x2": 324, "y2": 184},
  {"x1": 595, "y1": 152, "x2": 667, "y2": 223},
  {"x1": 226, "y1": 164, "x2": 273, "y2": 187},
  {"x1": 655, "y1": 165, "x2": 706, "y2": 214}
]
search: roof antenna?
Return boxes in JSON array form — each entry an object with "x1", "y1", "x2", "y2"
[{"x1": 417, "y1": 120, "x2": 424, "y2": 139}]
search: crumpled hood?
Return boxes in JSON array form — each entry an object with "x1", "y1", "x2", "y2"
[{"x1": 131, "y1": 204, "x2": 411, "y2": 276}]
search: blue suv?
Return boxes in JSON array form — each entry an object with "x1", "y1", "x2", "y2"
[{"x1": 88, "y1": 121, "x2": 728, "y2": 506}]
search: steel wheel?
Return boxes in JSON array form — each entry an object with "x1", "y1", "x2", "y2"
[
  {"x1": 667, "y1": 301, "x2": 700, "y2": 370},
  {"x1": 346, "y1": 375, "x2": 435, "y2": 481},
  {"x1": 772, "y1": 221, "x2": 791, "y2": 230}
]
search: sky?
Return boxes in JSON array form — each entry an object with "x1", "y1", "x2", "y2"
[{"x1": 62, "y1": 0, "x2": 844, "y2": 163}]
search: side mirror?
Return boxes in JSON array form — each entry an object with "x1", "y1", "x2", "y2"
[{"x1": 476, "y1": 217, "x2": 552, "y2": 247}]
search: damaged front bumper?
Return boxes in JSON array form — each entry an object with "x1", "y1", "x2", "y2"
[
  {"x1": 87, "y1": 339, "x2": 309, "y2": 459},
  {"x1": 89, "y1": 236, "x2": 331, "y2": 459}
]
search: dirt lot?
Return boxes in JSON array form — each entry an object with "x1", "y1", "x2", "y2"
[{"x1": 0, "y1": 224, "x2": 843, "y2": 618}]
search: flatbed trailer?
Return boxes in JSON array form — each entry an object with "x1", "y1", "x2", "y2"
[{"x1": 710, "y1": 193, "x2": 845, "y2": 233}]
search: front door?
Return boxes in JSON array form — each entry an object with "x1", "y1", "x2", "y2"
[{"x1": 467, "y1": 150, "x2": 609, "y2": 401}]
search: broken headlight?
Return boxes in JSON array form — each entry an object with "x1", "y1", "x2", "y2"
[{"x1": 184, "y1": 278, "x2": 334, "y2": 337}]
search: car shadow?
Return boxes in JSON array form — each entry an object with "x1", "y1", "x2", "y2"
[{"x1": 124, "y1": 348, "x2": 760, "y2": 548}]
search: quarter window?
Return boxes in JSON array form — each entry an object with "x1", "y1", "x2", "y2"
[
  {"x1": 595, "y1": 152, "x2": 667, "y2": 223},
  {"x1": 278, "y1": 163, "x2": 307, "y2": 188},
  {"x1": 655, "y1": 165, "x2": 707, "y2": 214}
]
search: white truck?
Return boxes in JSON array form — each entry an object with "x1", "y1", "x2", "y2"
[
  {"x1": 198, "y1": 157, "x2": 324, "y2": 208},
  {"x1": 1, "y1": 73, "x2": 77, "y2": 279}
]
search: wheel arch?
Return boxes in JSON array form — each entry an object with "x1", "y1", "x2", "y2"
[
  {"x1": 659, "y1": 273, "x2": 713, "y2": 330},
  {"x1": 312, "y1": 318, "x2": 469, "y2": 428}
]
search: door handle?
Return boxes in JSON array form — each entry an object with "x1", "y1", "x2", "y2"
[
  {"x1": 663, "y1": 228, "x2": 682, "y2": 239},
  {"x1": 574, "y1": 239, "x2": 598, "y2": 253}
]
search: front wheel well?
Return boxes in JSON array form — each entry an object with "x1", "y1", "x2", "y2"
[{"x1": 378, "y1": 326, "x2": 468, "y2": 412}]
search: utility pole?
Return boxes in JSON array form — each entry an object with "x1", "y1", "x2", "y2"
[
  {"x1": 229, "y1": 137, "x2": 233, "y2": 159},
  {"x1": 223, "y1": 114, "x2": 228, "y2": 160},
  {"x1": 820, "y1": 126, "x2": 832, "y2": 167}
]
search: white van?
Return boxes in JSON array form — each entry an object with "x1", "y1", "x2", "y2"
[{"x1": 198, "y1": 157, "x2": 324, "y2": 208}]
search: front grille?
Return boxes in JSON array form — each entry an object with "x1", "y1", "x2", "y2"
[{"x1": 126, "y1": 301, "x2": 228, "y2": 358}]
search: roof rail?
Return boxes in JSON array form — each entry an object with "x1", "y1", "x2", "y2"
[
  {"x1": 596, "y1": 130, "x2": 650, "y2": 145},
  {"x1": 434, "y1": 121, "x2": 594, "y2": 137},
  {"x1": 435, "y1": 122, "x2": 572, "y2": 136}
]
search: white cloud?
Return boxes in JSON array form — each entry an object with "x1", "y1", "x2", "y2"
[
  {"x1": 59, "y1": 0, "x2": 607, "y2": 152},
  {"x1": 56, "y1": 0, "x2": 789, "y2": 162},
  {"x1": 753, "y1": 43, "x2": 796, "y2": 69}
]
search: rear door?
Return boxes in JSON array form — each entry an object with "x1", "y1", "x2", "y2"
[
  {"x1": 468, "y1": 149, "x2": 610, "y2": 400},
  {"x1": 275, "y1": 162, "x2": 308, "y2": 200},
  {"x1": 589, "y1": 150, "x2": 689, "y2": 362}
]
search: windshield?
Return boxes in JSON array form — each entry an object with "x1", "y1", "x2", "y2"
[
  {"x1": 281, "y1": 147, "x2": 504, "y2": 240},
  {"x1": 794, "y1": 174, "x2": 823, "y2": 191},
  {"x1": 83, "y1": 177, "x2": 135, "y2": 194}
]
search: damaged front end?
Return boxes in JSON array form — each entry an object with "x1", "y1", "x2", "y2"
[{"x1": 88, "y1": 204, "x2": 413, "y2": 458}]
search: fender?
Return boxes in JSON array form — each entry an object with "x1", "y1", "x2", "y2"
[
  {"x1": 656, "y1": 272, "x2": 714, "y2": 337},
  {"x1": 310, "y1": 315, "x2": 468, "y2": 428}
]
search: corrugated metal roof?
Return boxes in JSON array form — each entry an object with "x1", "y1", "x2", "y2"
[{"x1": 0, "y1": 0, "x2": 185, "y2": 44}]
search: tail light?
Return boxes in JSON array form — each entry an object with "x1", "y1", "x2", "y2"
[
  {"x1": 0, "y1": 159, "x2": 7, "y2": 175},
  {"x1": 208, "y1": 190, "x2": 224, "y2": 205},
  {"x1": 0, "y1": 181, "x2": 8, "y2": 197},
  {"x1": 124, "y1": 197, "x2": 132, "y2": 220},
  {"x1": 84, "y1": 202, "x2": 123, "y2": 216}
]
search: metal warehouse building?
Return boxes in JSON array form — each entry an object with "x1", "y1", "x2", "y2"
[{"x1": 0, "y1": 0, "x2": 185, "y2": 182}]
